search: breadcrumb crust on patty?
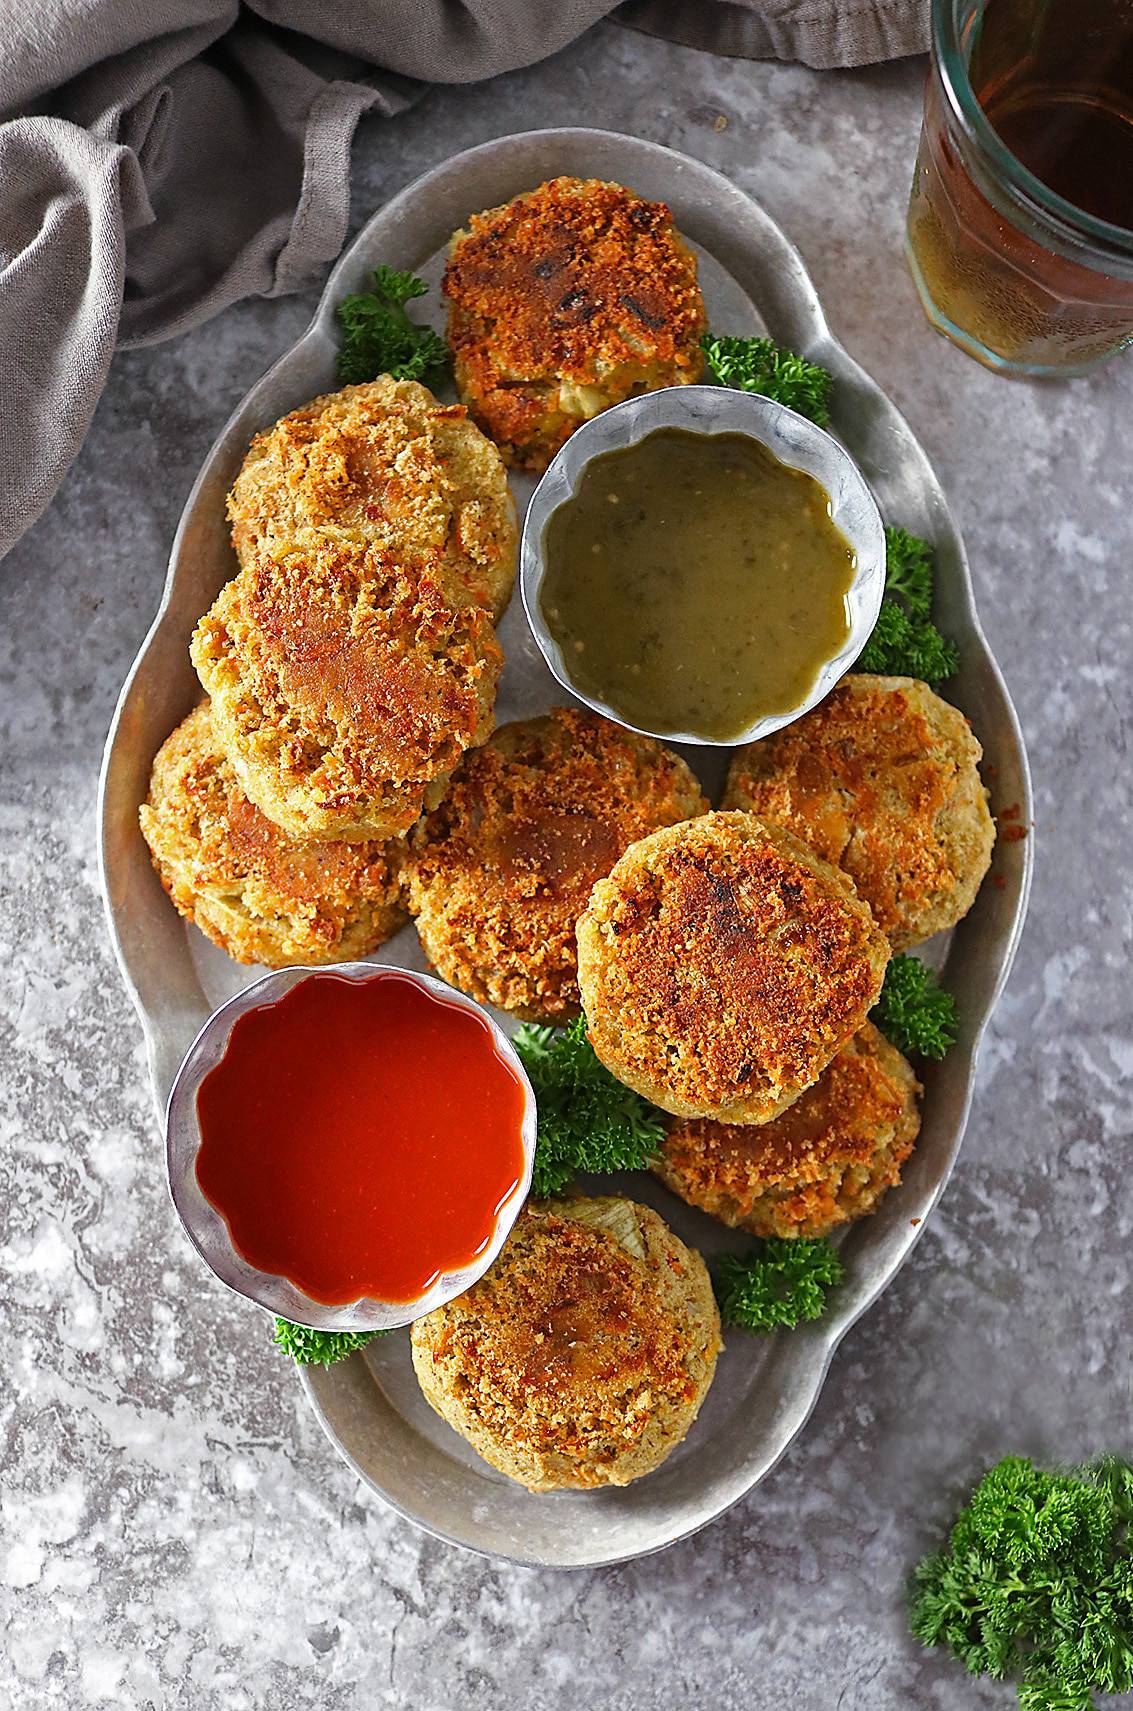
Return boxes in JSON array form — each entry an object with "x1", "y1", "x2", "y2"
[
  {"x1": 410, "y1": 1197, "x2": 721, "y2": 1491},
  {"x1": 443, "y1": 177, "x2": 706, "y2": 470},
  {"x1": 190, "y1": 544, "x2": 502, "y2": 843},
  {"x1": 723, "y1": 674, "x2": 995, "y2": 951},
  {"x1": 405, "y1": 708, "x2": 707, "y2": 1020},
  {"x1": 139, "y1": 702, "x2": 405, "y2": 967},
  {"x1": 576, "y1": 811, "x2": 891, "y2": 1125},
  {"x1": 227, "y1": 377, "x2": 517, "y2": 618},
  {"x1": 655, "y1": 1022, "x2": 921, "y2": 1239}
]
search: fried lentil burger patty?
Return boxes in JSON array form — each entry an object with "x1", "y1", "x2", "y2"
[
  {"x1": 722, "y1": 674, "x2": 995, "y2": 951},
  {"x1": 190, "y1": 545, "x2": 503, "y2": 843},
  {"x1": 410, "y1": 1196, "x2": 721, "y2": 1491},
  {"x1": 227, "y1": 377, "x2": 518, "y2": 618},
  {"x1": 443, "y1": 176, "x2": 706, "y2": 471},
  {"x1": 405, "y1": 708, "x2": 707, "y2": 1021},
  {"x1": 576, "y1": 811, "x2": 891, "y2": 1125},
  {"x1": 655, "y1": 1023, "x2": 921, "y2": 1240},
  {"x1": 139, "y1": 702, "x2": 405, "y2": 966}
]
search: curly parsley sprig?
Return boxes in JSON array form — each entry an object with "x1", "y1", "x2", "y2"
[
  {"x1": 701, "y1": 332, "x2": 832, "y2": 426},
  {"x1": 273, "y1": 1319, "x2": 389, "y2": 1367},
  {"x1": 714, "y1": 1238, "x2": 844, "y2": 1333},
  {"x1": 854, "y1": 527, "x2": 959, "y2": 686},
  {"x1": 872, "y1": 954, "x2": 958, "y2": 1061},
  {"x1": 882, "y1": 525, "x2": 935, "y2": 618},
  {"x1": 855, "y1": 602, "x2": 959, "y2": 685},
  {"x1": 336, "y1": 265, "x2": 450, "y2": 388},
  {"x1": 513, "y1": 1015, "x2": 665, "y2": 1197},
  {"x1": 910, "y1": 1454, "x2": 1133, "y2": 1709}
]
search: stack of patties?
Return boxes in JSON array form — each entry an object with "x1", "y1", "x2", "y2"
[
  {"x1": 405, "y1": 706, "x2": 708, "y2": 1020},
  {"x1": 577, "y1": 678, "x2": 995, "y2": 1239},
  {"x1": 141, "y1": 376, "x2": 518, "y2": 966}
]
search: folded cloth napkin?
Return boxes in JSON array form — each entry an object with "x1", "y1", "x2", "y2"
[{"x1": 0, "y1": 0, "x2": 926, "y2": 561}]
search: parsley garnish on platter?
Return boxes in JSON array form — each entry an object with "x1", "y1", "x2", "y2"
[
  {"x1": 273, "y1": 1319, "x2": 387, "y2": 1367},
  {"x1": 882, "y1": 525, "x2": 934, "y2": 617},
  {"x1": 854, "y1": 526, "x2": 960, "y2": 686},
  {"x1": 910, "y1": 1454, "x2": 1133, "y2": 1709},
  {"x1": 714, "y1": 1238, "x2": 844, "y2": 1333},
  {"x1": 513, "y1": 1015, "x2": 666, "y2": 1197},
  {"x1": 336, "y1": 265, "x2": 450, "y2": 388},
  {"x1": 854, "y1": 601, "x2": 960, "y2": 686},
  {"x1": 701, "y1": 332, "x2": 832, "y2": 426},
  {"x1": 872, "y1": 954, "x2": 958, "y2": 1061}
]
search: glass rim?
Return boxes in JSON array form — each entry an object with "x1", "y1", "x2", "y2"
[{"x1": 933, "y1": 0, "x2": 1133, "y2": 260}]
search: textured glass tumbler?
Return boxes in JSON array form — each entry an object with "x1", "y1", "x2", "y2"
[{"x1": 906, "y1": 0, "x2": 1133, "y2": 377}]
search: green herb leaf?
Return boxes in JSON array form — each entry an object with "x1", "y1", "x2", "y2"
[
  {"x1": 714, "y1": 1238, "x2": 844, "y2": 1333},
  {"x1": 368, "y1": 264, "x2": 429, "y2": 306},
  {"x1": 701, "y1": 333, "x2": 832, "y2": 426},
  {"x1": 853, "y1": 528, "x2": 959, "y2": 686},
  {"x1": 883, "y1": 525, "x2": 935, "y2": 619},
  {"x1": 910, "y1": 1455, "x2": 1133, "y2": 1709},
  {"x1": 854, "y1": 601, "x2": 960, "y2": 686},
  {"x1": 273, "y1": 1319, "x2": 388, "y2": 1367},
  {"x1": 336, "y1": 265, "x2": 450, "y2": 388},
  {"x1": 513, "y1": 1015, "x2": 666, "y2": 1197},
  {"x1": 872, "y1": 954, "x2": 958, "y2": 1060}
]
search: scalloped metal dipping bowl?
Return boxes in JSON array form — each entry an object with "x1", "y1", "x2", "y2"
[
  {"x1": 165, "y1": 963, "x2": 537, "y2": 1332},
  {"x1": 520, "y1": 385, "x2": 887, "y2": 747}
]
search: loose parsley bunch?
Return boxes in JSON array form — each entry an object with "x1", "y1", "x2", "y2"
[
  {"x1": 854, "y1": 526, "x2": 959, "y2": 687},
  {"x1": 872, "y1": 954, "x2": 958, "y2": 1061},
  {"x1": 701, "y1": 332, "x2": 832, "y2": 426},
  {"x1": 513, "y1": 1015, "x2": 666, "y2": 1197},
  {"x1": 273, "y1": 1319, "x2": 388, "y2": 1367},
  {"x1": 337, "y1": 265, "x2": 450, "y2": 388},
  {"x1": 910, "y1": 1454, "x2": 1133, "y2": 1709},
  {"x1": 714, "y1": 1238, "x2": 844, "y2": 1333}
]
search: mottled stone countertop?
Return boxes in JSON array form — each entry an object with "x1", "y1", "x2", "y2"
[{"x1": 2, "y1": 23, "x2": 1131, "y2": 1711}]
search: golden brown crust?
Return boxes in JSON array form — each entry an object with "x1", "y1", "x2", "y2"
[
  {"x1": 576, "y1": 811, "x2": 891, "y2": 1124},
  {"x1": 190, "y1": 544, "x2": 502, "y2": 842},
  {"x1": 722, "y1": 675, "x2": 995, "y2": 951},
  {"x1": 410, "y1": 1197, "x2": 720, "y2": 1491},
  {"x1": 227, "y1": 377, "x2": 517, "y2": 618},
  {"x1": 443, "y1": 177, "x2": 706, "y2": 471},
  {"x1": 655, "y1": 1022, "x2": 921, "y2": 1239},
  {"x1": 405, "y1": 708, "x2": 707, "y2": 1020},
  {"x1": 139, "y1": 702, "x2": 406, "y2": 966}
]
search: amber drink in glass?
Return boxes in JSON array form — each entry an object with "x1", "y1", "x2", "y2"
[{"x1": 907, "y1": 0, "x2": 1133, "y2": 376}]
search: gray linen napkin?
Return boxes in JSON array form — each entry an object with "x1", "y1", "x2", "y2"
[{"x1": 0, "y1": 0, "x2": 926, "y2": 561}]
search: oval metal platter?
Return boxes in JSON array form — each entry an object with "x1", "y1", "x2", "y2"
[{"x1": 98, "y1": 129, "x2": 1033, "y2": 1569}]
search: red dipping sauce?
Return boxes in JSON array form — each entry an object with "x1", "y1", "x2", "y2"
[{"x1": 194, "y1": 971, "x2": 528, "y2": 1305}]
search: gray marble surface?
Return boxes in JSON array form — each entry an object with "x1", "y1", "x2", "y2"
[{"x1": 2, "y1": 23, "x2": 1131, "y2": 1710}]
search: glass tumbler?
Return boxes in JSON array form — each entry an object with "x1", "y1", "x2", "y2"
[{"x1": 906, "y1": 0, "x2": 1133, "y2": 377}]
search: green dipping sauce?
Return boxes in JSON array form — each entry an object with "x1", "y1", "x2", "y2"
[{"x1": 539, "y1": 427, "x2": 856, "y2": 741}]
